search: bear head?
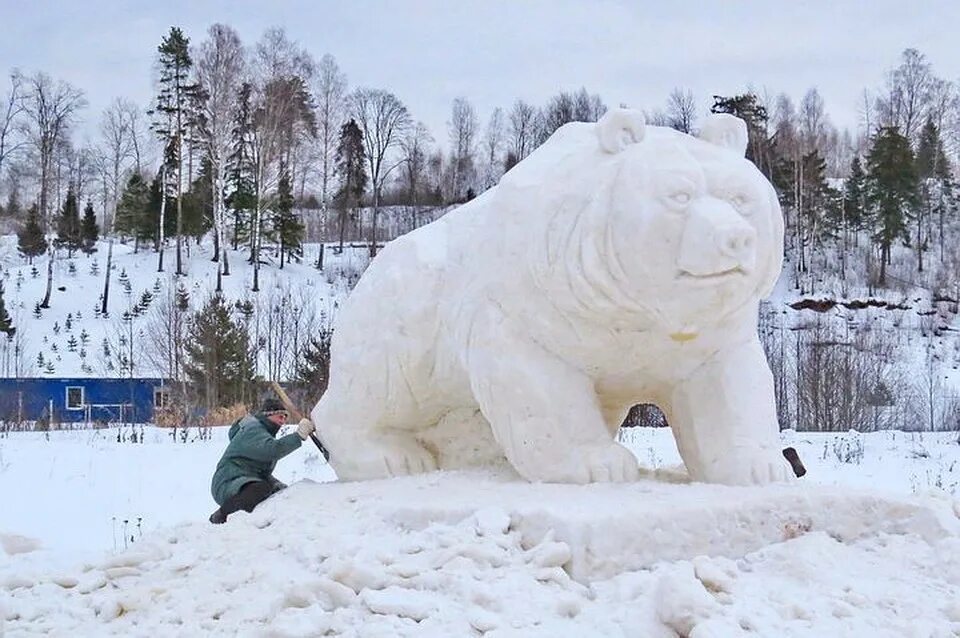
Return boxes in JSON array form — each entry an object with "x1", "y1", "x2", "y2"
[{"x1": 597, "y1": 109, "x2": 784, "y2": 331}]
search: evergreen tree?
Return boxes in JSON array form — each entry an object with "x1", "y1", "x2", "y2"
[
  {"x1": 915, "y1": 118, "x2": 950, "y2": 181},
  {"x1": 55, "y1": 190, "x2": 82, "y2": 256},
  {"x1": 17, "y1": 203, "x2": 48, "y2": 263},
  {"x1": 0, "y1": 282, "x2": 14, "y2": 338},
  {"x1": 80, "y1": 200, "x2": 99, "y2": 253},
  {"x1": 115, "y1": 173, "x2": 151, "y2": 249},
  {"x1": 334, "y1": 119, "x2": 367, "y2": 253},
  {"x1": 182, "y1": 156, "x2": 214, "y2": 241},
  {"x1": 226, "y1": 82, "x2": 256, "y2": 251},
  {"x1": 294, "y1": 324, "x2": 333, "y2": 401},
  {"x1": 182, "y1": 294, "x2": 256, "y2": 410},
  {"x1": 151, "y1": 26, "x2": 204, "y2": 276},
  {"x1": 3, "y1": 190, "x2": 21, "y2": 220},
  {"x1": 274, "y1": 165, "x2": 303, "y2": 268},
  {"x1": 865, "y1": 126, "x2": 919, "y2": 285},
  {"x1": 843, "y1": 156, "x2": 868, "y2": 231},
  {"x1": 915, "y1": 118, "x2": 955, "y2": 260}
]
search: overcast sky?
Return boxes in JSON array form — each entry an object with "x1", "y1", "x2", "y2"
[{"x1": 1, "y1": 0, "x2": 958, "y2": 150}]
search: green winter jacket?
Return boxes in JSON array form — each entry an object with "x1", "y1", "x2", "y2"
[{"x1": 210, "y1": 413, "x2": 303, "y2": 506}]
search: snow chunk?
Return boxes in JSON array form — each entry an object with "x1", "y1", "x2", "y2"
[
  {"x1": 473, "y1": 506, "x2": 511, "y2": 537},
  {"x1": 0, "y1": 533, "x2": 41, "y2": 556},
  {"x1": 655, "y1": 564, "x2": 723, "y2": 636},
  {"x1": 362, "y1": 586, "x2": 440, "y2": 621}
]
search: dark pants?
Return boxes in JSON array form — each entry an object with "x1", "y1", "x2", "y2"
[{"x1": 210, "y1": 480, "x2": 281, "y2": 523}]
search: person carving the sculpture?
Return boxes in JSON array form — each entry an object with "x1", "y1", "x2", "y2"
[{"x1": 208, "y1": 398, "x2": 316, "y2": 524}]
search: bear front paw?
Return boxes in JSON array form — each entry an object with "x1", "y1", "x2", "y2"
[
  {"x1": 699, "y1": 446, "x2": 793, "y2": 486},
  {"x1": 339, "y1": 438, "x2": 438, "y2": 480},
  {"x1": 579, "y1": 443, "x2": 640, "y2": 483}
]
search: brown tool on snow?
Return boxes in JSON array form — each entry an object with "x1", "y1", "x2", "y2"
[
  {"x1": 269, "y1": 380, "x2": 330, "y2": 461},
  {"x1": 782, "y1": 447, "x2": 806, "y2": 478}
]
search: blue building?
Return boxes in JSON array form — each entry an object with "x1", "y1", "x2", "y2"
[{"x1": 0, "y1": 377, "x2": 170, "y2": 425}]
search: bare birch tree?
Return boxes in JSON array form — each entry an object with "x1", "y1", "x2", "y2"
[
  {"x1": 666, "y1": 87, "x2": 697, "y2": 134},
  {"x1": 22, "y1": 72, "x2": 86, "y2": 309},
  {"x1": 98, "y1": 98, "x2": 134, "y2": 232},
  {"x1": 0, "y1": 70, "x2": 26, "y2": 182},
  {"x1": 799, "y1": 88, "x2": 827, "y2": 153},
  {"x1": 247, "y1": 37, "x2": 315, "y2": 291},
  {"x1": 314, "y1": 54, "x2": 347, "y2": 212},
  {"x1": 22, "y1": 72, "x2": 86, "y2": 227},
  {"x1": 482, "y1": 107, "x2": 505, "y2": 189},
  {"x1": 195, "y1": 23, "x2": 245, "y2": 292},
  {"x1": 448, "y1": 97, "x2": 478, "y2": 201},
  {"x1": 350, "y1": 87, "x2": 410, "y2": 257},
  {"x1": 508, "y1": 99, "x2": 537, "y2": 164},
  {"x1": 876, "y1": 48, "x2": 933, "y2": 142},
  {"x1": 400, "y1": 122, "x2": 432, "y2": 229}
]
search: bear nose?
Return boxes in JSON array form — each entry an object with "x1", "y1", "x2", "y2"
[{"x1": 718, "y1": 227, "x2": 756, "y2": 264}]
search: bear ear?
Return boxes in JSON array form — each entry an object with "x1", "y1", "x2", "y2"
[
  {"x1": 596, "y1": 108, "x2": 646, "y2": 154},
  {"x1": 698, "y1": 114, "x2": 749, "y2": 156}
]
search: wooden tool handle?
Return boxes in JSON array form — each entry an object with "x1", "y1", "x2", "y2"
[
  {"x1": 269, "y1": 380, "x2": 329, "y2": 461},
  {"x1": 269, "y1": 380, "x2": 304, "y2": 421}
]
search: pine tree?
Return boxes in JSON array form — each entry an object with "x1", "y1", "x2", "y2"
[
  {"x1": 17, "y1": 203, "x2": 48, "y2": 263},
  {"x1": 55, "y1": 190, "x2": 82, "y2": 257},
  {"x1": 274, "y1": 165, "x2": 304, "y2": 268},
  {"x1": 843, "y1": 156, "x2": 868, "y2": 232},
  {"x1": 151, "y1": 26, "x2": 204, "y2": 276},
  {"x1": 115, "y1": 173, "x2": 150, "y2": 248},
  {"x1": 4, "y1": 190, "x2": 21, "y2": 220},
  {"x1": 0, "y1": 282, "x2": 15, "y2": 338},
  {"x1": 865, "y1": 126, "x2": 919, "y2": 285},
  {"x1": 915, "y1": 118, "x2": 955, "y2": 261},
  {"x1": 80, "y1": 200, "x2": 99, "y2": 253},
  {"x1": 915, "y1": 118, "x2": 950, "y2": 181},
  {"x1": 182, "y1": 156, "x2": 214, "y2": 241},
  {"x1": 334, "y1": 119, "x2": 367, "y2": 253},
  {"x1": 226, "y1": 82, "x2": 256, "y2": 252},
  {"x1": 294, "y1": 324, "x2": 333, "y2": 401},
  {"x1": 182, "y1": 294, "x2": 256, "y2": 410}
]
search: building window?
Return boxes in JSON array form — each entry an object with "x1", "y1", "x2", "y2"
[
  {"x1": 153, "y1": 388, "x2": 169, "y2": 408},
  {"x1": 66, "y1": 386, "x2": 85, "y2": 410}
]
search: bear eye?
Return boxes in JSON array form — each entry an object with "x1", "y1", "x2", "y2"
[
  {"x1": 670, "y1": 191, "x2": 692, "y2": 206},
  {"x1": 729, "y1": 194, "x2": 750, "y2": 212}
]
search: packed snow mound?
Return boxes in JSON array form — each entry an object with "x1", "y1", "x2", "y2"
[{"x1": 5, "y1": 472, "x2": 960, "y2": 636}]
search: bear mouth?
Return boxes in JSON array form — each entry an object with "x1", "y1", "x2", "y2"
[{"x1": 676, "y1": 267, "x2": 746, "y2": 282}]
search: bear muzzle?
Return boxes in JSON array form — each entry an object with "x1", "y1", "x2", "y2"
[{"x1": 676, "y1": 199, "x2": 757, "y2": 280}]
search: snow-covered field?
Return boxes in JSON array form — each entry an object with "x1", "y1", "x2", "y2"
[{"x1": 2, "y1": 426, "x2": 959, "y2": 636}]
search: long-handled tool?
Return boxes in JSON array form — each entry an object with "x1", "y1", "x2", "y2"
[{"x1": 270, "y1": 380, "x2": 330, "y2": 462}]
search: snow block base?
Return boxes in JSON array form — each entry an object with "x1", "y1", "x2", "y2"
[{"x1": 341, "y1": 470, "x2": 960, "y2": 582}]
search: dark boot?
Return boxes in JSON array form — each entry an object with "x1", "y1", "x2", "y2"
[{"x1": 209, "y1": 480, "x2": 277, "y2": 524}]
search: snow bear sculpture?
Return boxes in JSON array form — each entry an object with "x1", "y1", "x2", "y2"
[{"x1": 312, "y1": 108, "x2": 792, "y2": 485}]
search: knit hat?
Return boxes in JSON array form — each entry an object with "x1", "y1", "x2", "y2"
[{"x1": 259, "y1": 398, "x2": 286, "y2": 415}]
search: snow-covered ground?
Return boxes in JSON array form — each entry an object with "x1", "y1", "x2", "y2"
[{"x1": 2, "y1": 426, "x2": 959, "y2": 636}]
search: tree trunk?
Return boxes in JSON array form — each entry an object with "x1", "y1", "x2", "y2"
[
  {"x1": 101, "y1": 239, "x2": 113, "y2": 315},
  {"x1": 879, "y1": 244, "x2": 888, "y2": 286},
  {"x1": 370, "y1": 186, "x2": 380, "y2": 258},
  {"x1": 40, "y1": 247, "x2": 54, "y2": 308},
  {"x1": 158, "y1": 166, "x2": 167, "y2": 273}
]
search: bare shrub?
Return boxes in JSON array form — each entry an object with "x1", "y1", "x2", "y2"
[{"x1": 792, "y1": 319, "x2": 904, "y2": 432}]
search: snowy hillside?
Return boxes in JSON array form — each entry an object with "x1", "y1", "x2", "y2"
[
  {"x1": 0, "y1": 235, "x2": 361, "y2": 379},
  {"x1": 3, "y1": 426, "x2": 960, "y2": 636}
]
